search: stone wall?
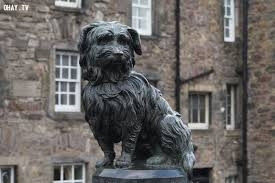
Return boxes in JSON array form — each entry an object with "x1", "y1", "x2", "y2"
[
  {"x1": 180, "y1": 0, "x2": 242, "y2": 182},
  {"x1": 247, "y1": 0, "x2": 275, "y2": 182}
]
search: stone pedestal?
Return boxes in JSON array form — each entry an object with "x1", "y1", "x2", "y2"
[{"x1": 92, "y1": 168, "x2": 189, "y2": 183}]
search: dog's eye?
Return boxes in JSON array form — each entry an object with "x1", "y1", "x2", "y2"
[
  {"x1": 97, "y1": 35, "x2": 113, "y2": 45},
  {"x1": 118, "y1": 35, "x2": 130, "y2": 45}
]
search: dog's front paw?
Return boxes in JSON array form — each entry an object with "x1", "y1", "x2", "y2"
[
  {"x1": 115, "y1": 153, "x2": 132, "y2": 168},
  {"x1": 95, "y1": 158, "x2": 113, "y2": 168},
  {"x1": 146, "y1": 154, "x2": 168, "y2": 165}
]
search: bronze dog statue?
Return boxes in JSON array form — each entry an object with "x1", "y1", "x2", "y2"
[{"x1": 78, "y1": 21, "x2": 195, "y2": 174}]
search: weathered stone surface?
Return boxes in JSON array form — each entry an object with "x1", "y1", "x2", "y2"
[
  {"x1": 35, "y1": 49, "x2": 50, "y2": 62},
  {"x1": 247, "y1": 0, "x2": 275, "y2": 182},
  {"x1": 12, "y1": 80, "x2": 41, "y2": 97}
]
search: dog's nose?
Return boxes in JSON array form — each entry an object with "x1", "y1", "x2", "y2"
[
  {"x1": 113, "y1": 49, "x2": 124, "y2": 57},
  {"x1": 114, "y1": 52, "x2": 123, "y2": 57}
]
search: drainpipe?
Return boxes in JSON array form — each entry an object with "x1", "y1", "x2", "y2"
[
  {"x1": 242, "y1": 0, "x2": 248, "y2": 182},
  {"x1": 175, "y1": 0, "x2": 181, "y2": 112}
]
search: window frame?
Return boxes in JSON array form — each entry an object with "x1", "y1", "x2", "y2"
[
  {"x1": 188, "y1": 92, "x2": 210, "y2": 130},
  {"x1": 53, "y1": 163, "x2": 86, "y2": 183},
  {"x1": 224, "y1": 0, "x2": 235, "y2": 42},
  {"x1": 225, "y1": 175, "x2": 238, "y2": 183},
  {"x1": 54, "y1": 51, "x2": 81, "y2": 113},
  {"x1": 132, "y1": 0, "x2": 152, "y2": 36},
  {"x1": 55, "y1": 0, "x2": 82, "y2": 9},
  {"x1": 226, "y1": 84, "x2": 237, "y2": 130},
  {"x1": 0, "y1": 166, "x2": 15, "y2": 183}
]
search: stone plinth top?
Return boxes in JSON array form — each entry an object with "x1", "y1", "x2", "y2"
[{"x1": 93, "y1": 168, "x2": 189, "y2": 183}]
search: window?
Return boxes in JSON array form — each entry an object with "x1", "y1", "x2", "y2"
[
  {"x1": 188, "y1": 93, "x2": 210, "y2": 129},
  {"x1": 225, "y1": 175, "x2": 238, "y2": 183},
  {"x1": 55, "y1": 51, "x2": 81, "y2": 112},
  {"x1": 224, "y1": 0, "x2": 235, "y2": 42},
  {"x1": 53, "y1": 164, "x2": 85, "y2": 183},
  {"x1": 55, "y1": 0, "x2": 81, "y2": 8},
  {"x1": 226, "y1": 84, "x2": 237, "y2": 130},
  {"x1": 0, "y1": 166, "x2": 15, "y2": 183},
  {"x1": 132, "y1": 0, "x2": 152, "y2": 35}
]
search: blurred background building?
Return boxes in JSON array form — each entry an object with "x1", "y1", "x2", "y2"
[{"x1": 0, "y1": 0, "x2": 274, "y2": 183}]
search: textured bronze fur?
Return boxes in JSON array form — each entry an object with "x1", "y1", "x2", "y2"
[{"x1": 78, "y1": 21, "x2": 195, "y2": 175}]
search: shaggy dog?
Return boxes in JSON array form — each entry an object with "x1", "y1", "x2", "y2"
[{"x1": 78, "y1": 21, "x2": 195, "y2": 174}]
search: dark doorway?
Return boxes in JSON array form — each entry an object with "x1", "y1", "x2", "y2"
[{"x1": 192, "y1": 168, "x2": 211, "y2": 183}]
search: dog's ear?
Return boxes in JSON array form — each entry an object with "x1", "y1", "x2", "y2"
[
  {"x1": 78, "y1": 24, "x2": 94, "y2": 54},
  {"x1": 78, "y1": 23, "x2": 102, "y2": 68},
  {"x1": 127, "y1": 28, "x2": 142, "y2": 55}
]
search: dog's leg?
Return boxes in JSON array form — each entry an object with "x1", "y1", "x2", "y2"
[
  {"x1": 115, "y1": 123, "x2": 142, "y2": 168},
  {"x1": 146, "y1": 144, "x2": 169, "y2": 165},
  {"x1": 95, "y1": 137, "x2": 115, "y2": 168}
]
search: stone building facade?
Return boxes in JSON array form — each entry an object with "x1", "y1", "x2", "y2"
[
  {"x1": 0, "y1": 0, "x2": 274, "y2": 183},
  {"x1": 247, "y1": 0, "x2": 275, "y2": 182}
]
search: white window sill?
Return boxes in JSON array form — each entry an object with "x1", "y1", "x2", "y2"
[
  {"x1": 55, "y1": 1, "x2": 81, "y2": 9},
  {"x1": 188, "y1": 123, "x2": 209, "y2": 130}
]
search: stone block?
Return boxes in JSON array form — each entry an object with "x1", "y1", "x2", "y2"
[
  {"x1": 0, "y1": 48, "x2": 5, "y2": 66},
  {"x1": 35, "y1": 48, "x2": 50, "y2": 62},
  {"x1": 12, "y1": 80, "x2": 41, "y2": 97},
  {"x1": 11, "y1": 39, "x2": 28, "y2": 49},
  {"x1": 93, "y1": 168, "x2": 189, "y2": 183}
]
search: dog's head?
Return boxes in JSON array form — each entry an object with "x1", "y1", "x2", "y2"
[{"x1": 78, "y1": 21, "x2": 142, "y2": 84}]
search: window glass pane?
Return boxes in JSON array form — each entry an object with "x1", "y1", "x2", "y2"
[
  {"x1": 138, "y1": 8, "x2": 147, "y2": 17},
  {"x1": 227, "y1": 115, "x2": 231, "y2": 125},
  {"x1": 132, "y1": 7, "x2": 138, "y2": 17},
  {"x1": 199, "y1": 95, "x2": 205, "y2": 109},
  {"x1": 227, "y1": 7, "x2": 231, "y2": 16},
  {"x1": 139, "y1": 19, "x2": 147, "y2": 31},
  {"x1": 2, "y1": 168, "x2": 11, "y2": 183},
  {"x1": 63, "y1": 166, "x2": 72, "y2": 180},
  {"x1": 62, "y1": 68, "x2": 69, "y2": 79},
  {"x1": 200, "y1": 109, "x2": 205, "y2": 123},
  {"x1": 132, "y1": 18, "x2": 138, "y2": 29},
  {"x1": 54, "y1": 166, "x2": 61, "y2": 180},
  {"x1": 133, "y1": 0, "x2": 138, "y2": 4},
  {"x1": 189, "y1": 96, "x2": 192, "y2": 122},
  {"x1": 227, "y1": 91, "x2": 231, "y2": 125},
  {"x1": 69, "y1": 94, "x2": 75, "y2": 105},
  {"x1": 140, "y1": 0, "x2": 148, "y2": 5},
  {"x1": 55, "y1": 82, "x2": 59, "y2": 92},
  {"x1": 56, "y1": 55, "x2": 60, "y2": 65},
  {"x1": 69, "y1": 83, "x2": 76, "y2": 92},
  {"x1": 71, "y1": 56, "x2": 78, "y2": 66},
  {"x1": 227, "y1": 0, "x2": 231, "y2": 5},
  {"x1": 61, "y1": 82, "x2": 67, "y2": 92},
  {"x1": 225, "y1": 28, "x2": 230, "y2": 37},
  {"x1": 55, "y1": 94, "x2": 59, "y2": 105},
  {"x1": 225, "y1": 18, "x2": 229, "y2": 27},
  {"x1": 192, "y1": 95, "x2": 198, "y2": 109},
  {"x1": 71, "y1": 69, "x2": 77, "y2": 79},
  {"x1": 192, "y1": 109, "x2": 198, "y2": 123},
  {"x1": 74, "y1": 165, "x2": 83, "y2": 179},
  {"x1": 56, "y1": 68, "x2": 60, "y2": 78},
  {"x1": 62, "y1": 55, "x2": 69, "y2": 66},
  {"x1": 61, "y1": 94, "x2": 67, "y2": 105}
]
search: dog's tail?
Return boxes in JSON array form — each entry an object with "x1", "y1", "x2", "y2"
[{"x1": 159, "y1": 114, "x2": 196, "y2": 175}]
